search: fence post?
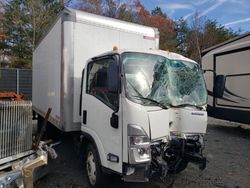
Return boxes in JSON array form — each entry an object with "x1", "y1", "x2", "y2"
[{"x1": 16, "y1": 69, "x2": 19, "y2": 95}]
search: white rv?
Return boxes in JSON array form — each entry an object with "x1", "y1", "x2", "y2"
[
  {"x1": 33, "y1": 8, "x2": 224, "y2": 187},
  {"x1": 202, "y1": 32, "x2": 250, "y2": 124}
]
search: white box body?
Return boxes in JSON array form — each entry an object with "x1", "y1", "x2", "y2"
[{"x1": 32, "y1": 8, "x2": 159, "y2": 131}]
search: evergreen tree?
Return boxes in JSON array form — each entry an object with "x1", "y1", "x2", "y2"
[
  {"x1": 175, "y1": 18, "x2": 189, "y2": 56},
  {"x1": 151, "y1": 6, "x2": 166, "y2": 18},
  {"x1": 2, "y1": 0, "x2": 63, "y2": 68}
]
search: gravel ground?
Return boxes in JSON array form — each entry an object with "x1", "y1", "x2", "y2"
[{"x1": 35, "y1": 118, "x2": 250, "y2": 188}]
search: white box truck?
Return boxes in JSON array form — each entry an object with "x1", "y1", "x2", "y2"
[{"x1": 33, "y1": 8, "x2": 225, "y2": 187}]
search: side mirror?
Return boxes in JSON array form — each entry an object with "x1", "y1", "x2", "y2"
[
  {"x1": 107, "y1": 62, "x2": 119, "y2": 93},
  {"x1": 110, "y1": 113, "x2": 118, "y2": 128},
  {"x1": 214, "y1": 75, "x2": 226, "y2": 98}
]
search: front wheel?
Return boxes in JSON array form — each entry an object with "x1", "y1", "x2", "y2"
[{"x1": 85, "y1": 144, "x2": 104, "y2": 188}]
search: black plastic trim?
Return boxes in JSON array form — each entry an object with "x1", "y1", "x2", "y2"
[
  {"x1": 82, "y1": 110, "x2": 87, "y2": 124},
  {"x1": 79, "y1": 69, "x2": 85, "y2": 116}
]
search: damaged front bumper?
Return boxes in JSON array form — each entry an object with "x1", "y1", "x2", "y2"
[{"x1": 0, "y1": 148, "x2": 48, "y2": 188}]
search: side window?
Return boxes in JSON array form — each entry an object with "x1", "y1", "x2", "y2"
[{"x1": 87, "y1": 58, "x2": 119, "y2": 110}]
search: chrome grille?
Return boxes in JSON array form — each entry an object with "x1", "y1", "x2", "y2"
[{"x1": 0, "y1": 101, "x2": 33, "y2": 159}]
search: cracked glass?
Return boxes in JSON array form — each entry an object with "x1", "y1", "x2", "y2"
[{"x1": 122, "y1": 52, "x2": 207, "y2": 107}]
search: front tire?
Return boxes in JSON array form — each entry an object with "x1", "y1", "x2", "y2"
[{"x1": 85, "y1": 144, "x2": 104, "y2": 188}]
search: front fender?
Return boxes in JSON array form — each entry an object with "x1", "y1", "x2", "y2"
[{"x1": 80, "y1": 127, "x2": 108, "y2": 168}]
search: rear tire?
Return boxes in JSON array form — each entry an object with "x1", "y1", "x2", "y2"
[{"x1": 85, "y1": 144, "x2": 104, "y2": 188}]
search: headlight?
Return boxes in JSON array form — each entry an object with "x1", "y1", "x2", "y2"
[
  {"x1": 130, "y1": 136, "x2": 149, "y2": 146},
  {"x1": 128, "y1": 124, "x2": 151, "y2": 164}
]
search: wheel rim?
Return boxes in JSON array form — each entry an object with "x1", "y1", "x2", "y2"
[{"x1": 86, "y1": 151, "x2": 97, "y2": 185}]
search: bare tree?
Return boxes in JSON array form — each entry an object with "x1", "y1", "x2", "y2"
[
  {"x1": 187, "y1": 11, "x2": 205, "y2": 64},
  {"x1": 184, "y1": 11, "x2": 238, "y2": 64},
  {"x1": 77, "y1": 0, "x2": 104, "y2": 15}
]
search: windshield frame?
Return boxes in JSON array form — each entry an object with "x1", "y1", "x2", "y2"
[{"x1": 121, "y1": 52, "x2": 208, "y2": 107}]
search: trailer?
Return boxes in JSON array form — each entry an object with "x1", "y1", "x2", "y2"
[
  {"x1": 202, "y1": 32, "x2": 250, "y2": 124},
  {"x1": 33, "y1": 8, "x2": 226, "y2": 188}
]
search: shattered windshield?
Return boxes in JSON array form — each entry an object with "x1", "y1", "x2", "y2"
[{"x1": 122, "y1": 52, "x2": 207, "y2": 107}]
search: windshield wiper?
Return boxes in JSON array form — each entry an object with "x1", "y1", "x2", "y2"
[
  {"x1": 171, "y1": 103, "x2": 203, "y2": 110},
  {"x1": 127, "y1": 80, "x2": 169, "y2": 109},
  {"x1": 132, "y1": 96, "x2": 169, "y2": 109}
]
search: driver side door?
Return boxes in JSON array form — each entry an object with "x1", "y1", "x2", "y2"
[{"x1": 81, "y1": 55, "x2": 122, "y2": 173}]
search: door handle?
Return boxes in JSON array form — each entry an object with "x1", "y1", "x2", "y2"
[
  {"x1": 83, "y1": 110, "x2": 87, "y2": 124},
  {"x1": 110, "y1": 113, "x2": 118, "y2": 128}
]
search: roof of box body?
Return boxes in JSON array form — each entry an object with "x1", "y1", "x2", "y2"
[
  {"x1": 34, "y1": 8, "x2": 159, "y2": 50},
  {"x1": 63, "y1": 8, "x2": 158, "y2": 38}
]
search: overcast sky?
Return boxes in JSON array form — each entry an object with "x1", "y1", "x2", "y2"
[{"x1": 141, "y1": 0, "x2": 250, "y2": 33}]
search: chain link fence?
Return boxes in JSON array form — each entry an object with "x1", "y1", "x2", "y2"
[{"x1": 0, "y1": 68, "x2": 32, "y2": 100}]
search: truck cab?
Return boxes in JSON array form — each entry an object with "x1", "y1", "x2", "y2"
[{"x1": 80, "y1": 49, "x2": 208, "y2": 187}]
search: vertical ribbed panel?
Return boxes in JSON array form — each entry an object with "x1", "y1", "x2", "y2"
[
  {"x1": 0, "y1": 101, "x2": 32, "y2": 159},
  {"x1": 0, "y1": 69, "x2": 32, "y2": 100}
]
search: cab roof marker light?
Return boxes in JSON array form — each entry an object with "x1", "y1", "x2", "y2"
[{"x1": 113, "y1": 46, "x2": 118, "y2": 51}]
